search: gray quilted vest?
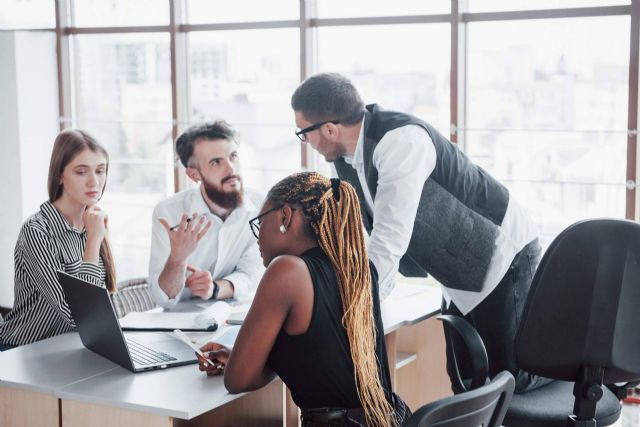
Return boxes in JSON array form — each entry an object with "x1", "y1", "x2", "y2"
[{"x1": 334, "y1": 104, "x2": 509, "y2": 293}]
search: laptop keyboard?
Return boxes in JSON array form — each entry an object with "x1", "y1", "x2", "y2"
[{"x1": 126, "y1": 338, "x2": 178, "y2": 366}]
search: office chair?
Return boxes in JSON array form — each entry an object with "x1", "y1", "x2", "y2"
[
  {"x1": 110, "y1": 277, "x2": 157, "y2": 318},
  {"x1": 405, "y1": 371, "x2": 515, "y2": 427},
  {"x1": 503, "y1": 218, "x2": 640, "y2": 427},
  {"x1": 406, "y1": 315, "x2": 515, "y2": 427}
]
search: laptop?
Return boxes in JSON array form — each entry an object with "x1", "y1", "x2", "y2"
[{"x1": 58, "y1": 271, "x2": 198, "y2": 373}]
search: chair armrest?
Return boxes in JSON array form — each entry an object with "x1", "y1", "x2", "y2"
[{"x1": 438, "y1": 314, "x2": 489, "y2": 391}]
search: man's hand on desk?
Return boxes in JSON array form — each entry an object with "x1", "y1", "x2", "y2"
[
  {"x1": 186, "y1": 265, "x2": 235, "y2": 300},
  {"x1": 186, "y1": 265, "x2": 214, "y2": 299},
  {"x1": 198, "y1": 342, "x2": 230, "y2": 376}
]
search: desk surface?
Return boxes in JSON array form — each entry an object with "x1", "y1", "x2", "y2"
[
  {"x1": 0, "y1": 333, "x2": 116, "y2": 394},
  {"x1": 0, "y1": 282, "x2": 442, "y2": 420}
]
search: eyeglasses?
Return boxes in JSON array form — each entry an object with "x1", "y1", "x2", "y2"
[
  {"x1": 295, "y1": 120, "x2": 340, "y2": 142},
  {"x1": 248, "y1": 206, "x2": 296, "y2": 239}
]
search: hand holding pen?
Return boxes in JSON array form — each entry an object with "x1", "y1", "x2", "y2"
[
  {"x1": 158, "y1": 213, "x2": 213, "y2": 263},
  {"x1": 170, "y1": 217, "x2": 191, "y2": 231},
  {"x1": 197, "y1": 341, "x2": 230, "y2": 377},
  {"x1": 173, "y1": 329, "x2": 225, "y2": 372}
]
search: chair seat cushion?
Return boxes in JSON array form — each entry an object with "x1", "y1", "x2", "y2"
[
  {"x1": 504, "y1": 380, "x2": 621, "y2": 427},
  {"x1": 110, "y1": 282, "x2": 156, "y2": 319}
]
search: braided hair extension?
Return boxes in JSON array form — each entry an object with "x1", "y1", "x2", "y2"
[{"x1": 267, "y1": 172, "x2": 394, "y2": 427}]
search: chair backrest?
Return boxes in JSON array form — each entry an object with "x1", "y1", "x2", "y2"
[
  {"x1": 516, "y1": 219, "x2": 640, "y2": 384},
  {"x1": 110, "y1": 277, "x2": 157, "y2": 319},
  {"x1": 405, "y1": 371, "x2": 515, "y2": 427}
]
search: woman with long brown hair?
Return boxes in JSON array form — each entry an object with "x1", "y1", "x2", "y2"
[
  {"x1": 197, "y1": 172, "x2": 410, "y2": 426},
  {"x1": 0, "y1": 129, "x2": 116, "y2": 350}
]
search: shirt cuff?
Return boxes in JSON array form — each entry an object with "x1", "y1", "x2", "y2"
[
  {"x1": 148, "y1": 281, "x2": 182, "y2": 309},
  {"x1": 78, "y1": 262, "x2": 103, "y2": 287},
  {"x1": 222, "y1": 272, "x2": 252, "y2": 301}
]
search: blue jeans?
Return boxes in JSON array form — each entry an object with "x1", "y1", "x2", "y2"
[{"x1": 442, "y1": 238, "x2": 552, "y2": 394}]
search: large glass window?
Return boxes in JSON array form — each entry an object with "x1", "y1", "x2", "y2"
[
  {"x1": 466, "y1": 16, "x2": 629, "y2": 245},
  {"x1": 0, "y1": 0, "x2": 55, "y2": 29},
  {"x1": 73, "y1": 33, "x2": 173, "y2": 280},
  {"x1": 72, "y1": 0, "x2": 169, "y2": 27},
  {"x1": 187, "y1": 0, "x2": 299, "y2": 24},
  {"x1": 469, "y1": 0, "x2": 630, "y2": 13},
  {"x1": 317, "y1": 0, "x2": 450, "y2": 18},
  {"x1": 315, "y1": 24, "x2": 450, "y2": 177},
  {"x1": 35, "y1": 2, "x2": 634, "y2": 284},
  {"x1": 317, "y1": 24, "x2": 450, "y2": 131},
  {"x1": 188, "y1": 29, "x2": 300, "y2": 196}
]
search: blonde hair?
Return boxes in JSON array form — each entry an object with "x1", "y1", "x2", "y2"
[
  {"x1": 267, "y1": 172, "x2": 393, "y2": 427},
  {"x1": 47, "y1": 130, "x2": 116, "y2": 293}
]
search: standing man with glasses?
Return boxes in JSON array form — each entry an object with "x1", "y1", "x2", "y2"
[
  {"x1": 291, "y1": 72, "x2": 547, "y2": 394},
  {"x1": 148, "y1": 121, "x2": 264, "y2": 308}
]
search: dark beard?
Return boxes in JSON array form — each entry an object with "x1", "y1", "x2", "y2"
[{"x1": 202, "y1": 177, "x2": 244, "y2": 210}]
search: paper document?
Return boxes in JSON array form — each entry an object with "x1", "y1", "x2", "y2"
[
  {"x1": 120, "y1": 301, "x2": 231, "y2": 331},
  {"x1": 215, "y1": 326, "x2": 241, "y2": 348}
]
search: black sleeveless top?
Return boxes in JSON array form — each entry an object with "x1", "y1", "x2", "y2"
[{"x1": 266, "y1": 246, "x2": 394, "y2": 409}]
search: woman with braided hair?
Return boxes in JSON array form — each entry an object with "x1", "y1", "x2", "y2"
[{"x1": 197, "y1": 171, "x2": 410, "y2": 426}]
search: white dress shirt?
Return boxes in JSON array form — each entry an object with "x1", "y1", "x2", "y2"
[
  {"x1": 343, "y1": 117, "x2": 537, "y2": 314},
  {"x1": 148, "y1": 186, "x2": 265, "y2": 308}
]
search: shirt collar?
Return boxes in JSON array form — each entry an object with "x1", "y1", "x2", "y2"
[
  {"x1": 40, "y1": 201, "x2": 83, "y2": 236},
  {"x1": 343, "y1": 115, "x2": 366, "y2": 167}
]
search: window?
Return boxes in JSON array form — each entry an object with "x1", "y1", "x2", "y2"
[
  {"x1": 73, "y1": 33, "x2": 173, "y2": 279},
  {"x1": 188, "y1": 29, "x2": 301, "y2": 196},
  {"x1": 40, "y1": 2, "x2": 635, "y2": 283},
  {"x1": 0, "y1": 0, "x2": 55, "y2": 29},
  {"x1": 317, "y1": 24, "x2": 450, "y2": 131},
  {"x1": 468, "y1": 0, "x2": 630, "y2": 13},
  {"x1": 466, "y1": 16, "x2": 629, "y2": 245},
  {"x1": 187, "y1": 0, "x2": 298, "y2": 24},
  {"x1": 317, "y1": 0, "x2": 449, "y2": 18},
  {"x1": 72, "y1": 0, "x2": 169, "y2": 27}
]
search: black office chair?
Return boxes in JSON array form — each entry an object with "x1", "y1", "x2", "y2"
[
  {"x1": 406, "y1": 371, "x2": 515, "y2": 427},
  {"x1": 405, "y1": 315, "x2": 516, "y2": 427},
  {"x1": 504, "y1": 218, "x2": 640, "y2": 427}
]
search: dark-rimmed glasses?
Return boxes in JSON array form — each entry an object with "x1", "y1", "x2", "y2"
[
  {"x1": 248, "y1": 206, "x2": 296, "y2": 239},
  {"x1": 295, "y1": 120, "x2": 340, "y2": 142}
]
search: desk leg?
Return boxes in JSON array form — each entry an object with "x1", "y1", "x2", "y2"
[
  {"x1": 0, "y1": 387, "x2": 59, "y2": 427},
  {"x1": 61, "y1": 400, "x2": 172, "y2": 427}
]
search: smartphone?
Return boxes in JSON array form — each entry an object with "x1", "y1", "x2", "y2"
[{"x1": 226, "y1": 311, "x2": 247, "y2": 325}]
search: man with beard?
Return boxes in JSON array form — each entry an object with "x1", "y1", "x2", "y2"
[{"x1": 148, "y1": 121, "x2": 264, "y2": 308}]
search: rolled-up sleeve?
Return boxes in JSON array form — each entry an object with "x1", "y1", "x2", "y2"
[{"x1": 148, "y1": 205, "x2": 185, "y2": 308}]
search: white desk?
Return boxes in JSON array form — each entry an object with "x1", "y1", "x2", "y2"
[{"x1": 0, "y1": 283, "x2": 450, "y2": 427}]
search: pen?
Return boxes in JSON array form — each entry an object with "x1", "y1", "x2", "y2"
[
  {"x1": 173, "y1": 329, "x2": 217, "y2": 367},
  {"x1": 169, "y1": 217, "x2": 192, "y2": 231}
]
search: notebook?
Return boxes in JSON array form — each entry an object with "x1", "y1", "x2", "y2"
[{"x1": 119, "y1": 312, "x2": 218, "y2": 332}]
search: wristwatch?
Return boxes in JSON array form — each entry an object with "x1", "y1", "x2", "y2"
[{"x1": 211, "y1": 280, "x2": 220, "y2": 300}]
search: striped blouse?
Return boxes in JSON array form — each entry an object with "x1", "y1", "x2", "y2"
[{"x1": 0, "y1": 201, "x2": 105, "y2": 346}]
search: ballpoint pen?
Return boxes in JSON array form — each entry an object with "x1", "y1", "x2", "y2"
[
  {"x1": 173, "y1": 329, "x2": 222, "y2": 368},
  {"x1": 169, "y1": 217, "x2": 192, "y2": 231}
]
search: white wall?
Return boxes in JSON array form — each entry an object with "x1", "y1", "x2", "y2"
[{"x1": 0, "y1": 31, "x2": 58, "y2": 307}]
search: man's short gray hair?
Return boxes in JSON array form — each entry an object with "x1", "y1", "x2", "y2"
[{"x1": 291, "y1": 72, "x2": 365, "y2": 125}]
